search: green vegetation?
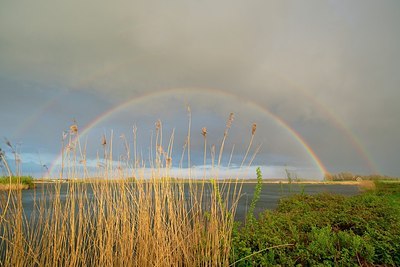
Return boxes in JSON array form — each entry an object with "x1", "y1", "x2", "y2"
[
  {"x1": 245, "y1": 167, "x2": 263, "y2": 224},
  {"x1": 374, "y1": 180, "x2": 400, "y2": 196},
  {"x1": 231, "y1": 180, "x2": 400, "y2": 266},
  {"x1": 0, "y1": 176, "x2": 35, "y2": 188},
  {"x1": 324, "y1": 171, "x2": 399, "y2": 181}
]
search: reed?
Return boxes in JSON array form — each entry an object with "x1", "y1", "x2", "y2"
[{"x1": 0, "y1": 114, "x2": 259, "y2": 266}]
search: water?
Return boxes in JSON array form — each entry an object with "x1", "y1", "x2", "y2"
[{"x1": 13, "y1": 182, "x2": 361, "y2": 222}]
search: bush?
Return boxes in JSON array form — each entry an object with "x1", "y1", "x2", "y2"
[
  {"x1": 374, "y1": 180, "x2": 400, "y2": 195},
  {"x1": 324, "y1": 172, "x2": 400, "y2": 181},
  {"x1": 0, "y1": 176, "x2": 35, "y2": 188},
  {"x1": 231, "y1": 193, "x2": 400, "y2": 266}
]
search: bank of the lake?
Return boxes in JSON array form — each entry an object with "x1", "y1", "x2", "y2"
[{"x1": 0, "y1": 176, "x2": 35, "y2": 190}]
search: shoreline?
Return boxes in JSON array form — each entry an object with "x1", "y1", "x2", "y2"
[{"x1": 32, "y1": 179, "x2": 365, "y2": 186}]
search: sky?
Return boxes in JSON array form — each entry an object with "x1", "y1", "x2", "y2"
[{"x1": 0, "y1": 0, "x2": 399, "y2": 179}]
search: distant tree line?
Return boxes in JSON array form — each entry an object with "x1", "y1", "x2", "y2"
[{"x1": 324, "y1": 172, "x2": 399, "y2": 181}]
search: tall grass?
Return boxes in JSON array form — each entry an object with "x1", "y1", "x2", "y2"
[
  {"x1": 0, "y1": 114, "x2": 259, "y2": 266},
  {"x1": 0, "y1": 176, "x2": 34, "y2": 190}
]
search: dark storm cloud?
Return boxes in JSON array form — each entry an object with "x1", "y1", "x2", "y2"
[{"x1": 1, "y1": 0, "x2": 399, "y2": 176}]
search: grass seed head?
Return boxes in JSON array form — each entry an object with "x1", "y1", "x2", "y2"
[
  {"x1": 155, "y1": 120, "x2": 161, "y2": 131},
  {"x1": 166, "y1": 157, "x2": 172, "y2": 168},
  {"x1": 202, "y1": 127, "x2": 207, "y2": 138},
  {"x1": 4, "y1": 138, "x2": 12, "y2": 149},
  {"x1": 226, "y1": 113, "x2": 234, "y2": 129},
  {"x1": 252, "y1": 123, "x2": 257, "y2": 135},
  {"x1": 70, "y1": 124, "x2": 78, "y2": 135}
]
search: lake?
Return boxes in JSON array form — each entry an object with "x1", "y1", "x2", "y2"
[{"x1": 15, "y1": 182, "x2": 361, "y2": 222}]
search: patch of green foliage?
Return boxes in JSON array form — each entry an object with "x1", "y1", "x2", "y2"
[
  {"x1": 374, "y1": 180, "x2": 400, "y2": 212},
  {"x1": 374, "y1": 180, "x2": 400, "y2": 195},
  {"x1": 324, "y1": 172, "x2": 399, "y2": 181},
  {"x1": 245, "y1": 167, "x2": 263, "y2": 224},
  {"x1": 0, "y1": 176, "x2": 35, "y2": 188},
  {"x1": 231, "y1": 188, "x2": 400, "y2": 266}
]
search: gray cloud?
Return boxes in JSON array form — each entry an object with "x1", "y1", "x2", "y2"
[{"x1": 1, "y1": 0, "x2": 399, "y2": 177}]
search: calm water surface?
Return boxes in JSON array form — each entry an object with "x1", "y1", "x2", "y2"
[{"x1": 17, "y1": 182, "x2": 361, "y2": 222}]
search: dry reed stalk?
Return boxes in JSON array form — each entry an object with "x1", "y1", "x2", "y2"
[
  {"x1": 164, "y1": 128, "x2": 175, "y2": 177},
  {"x1": 149, "y1": 130, "x2": 154, "y2": 170},
  {"x1": 240, "y1": 123, "x2": 257, "y2": 168},
  {"x1": 202, "y1": 127, "x2": 207, "y2": 179},
  {"x1": 179, "y1": 139, "x2": 187, "y2": 175},
  {"x1": 217, "y1": 113, "x2": 234, "y2": 170},
  {"x1": 60, "y1": 131, "x2": 68, "y2": 180},
  {"x1": 0, "y1": 153, "x2": 13, "y2": 224},
  {"x1": 0, "y1": 115, "x2": 246, "y2": 266},
  {"x1": 358, "y1": 180, "x2": 375, "y2": 190},
  {"x1": 4, "y1": 138, "x2": 21, "y2": 177},
  {"x1": 155, "y1": 120, "x2": 162, "y2": 173},
  {"x1": 248, "y1": 143, "x2": 262, "y2": 167},
  {"x1": 187, "y1": 106, "x2": 192, "y2": 179},
  {"x1": 108, "y1": 130, "x2": 113, "y2": 178},
  {"x1": 132, "y1": 125, "x2": 138, "y2": 178}
]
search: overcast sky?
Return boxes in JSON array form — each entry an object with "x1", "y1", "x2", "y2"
[{"x1": 1, "y1": 0, "x2": 399, "y2": 178}]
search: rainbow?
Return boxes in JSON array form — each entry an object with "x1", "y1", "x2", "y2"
[
  {"x1": 13, "y1": 66, "x2": 377, "y2": 176},
  {"x1": 12, "y1": 92, "x2": 67, "y2": 139},
  {"x1": 47, "y1": 87, "x2": 329, "y2": 177},
  {"x1": 271, "y1": 74, "x2": 379, "y2": 174}
]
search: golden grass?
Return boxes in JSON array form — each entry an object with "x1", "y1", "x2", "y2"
[
  {"x1": 358, "y1": 180, "x2": 376, "y2": 191},
  {"x1": 0, "y1": 114, "x2": 255, "y2": 266},
  {"x1": 0, "y1": 184, "x2": 29, "y2": 190},
  {"x1": 1, "y1": 172, "x2": 240, "y2": 266}
]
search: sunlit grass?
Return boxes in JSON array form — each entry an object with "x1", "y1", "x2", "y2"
[{"x1": 0, "y1": 113, "x2": 259, "y2": 266}]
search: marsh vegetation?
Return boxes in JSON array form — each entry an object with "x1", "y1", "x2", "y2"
[
  {"x1": 0, "y1": 176, "x2": 35, "y2": 190},
  {"x1": 0, "y1": 115, "x2": 399, "y2": 266},
  {"x1": 0, "y1": 114, "x2": 253, "y2": 266},
  {"x1": 231, "y1": 181, "x2": 400, "y2": 266}
]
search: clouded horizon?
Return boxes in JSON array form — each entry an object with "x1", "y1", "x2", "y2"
[{"x1": 1, "y1": 0, "x2": 399, "y2": 178}]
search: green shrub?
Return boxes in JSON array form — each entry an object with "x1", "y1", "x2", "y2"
[
  {"x1": 231, "y1": 193, "x2": 400, "y2": 266},
  {"x1": 245, "y1": 167, "x2": 263, "y2": 224},
  {"x1": 374, "y1": 180, "x2": 400, "y2": 195},
  {"x1": 0, "y1": 176, "x2": 35, "y2": 188}
]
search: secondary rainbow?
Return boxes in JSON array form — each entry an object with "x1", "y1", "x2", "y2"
[{"x1": 271, "y1": 74, "x2": 378, "y2": 174}]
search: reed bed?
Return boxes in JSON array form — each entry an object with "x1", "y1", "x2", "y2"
[{"x1": 0, "y1": 114, "x2": 258, "y2": 266}]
